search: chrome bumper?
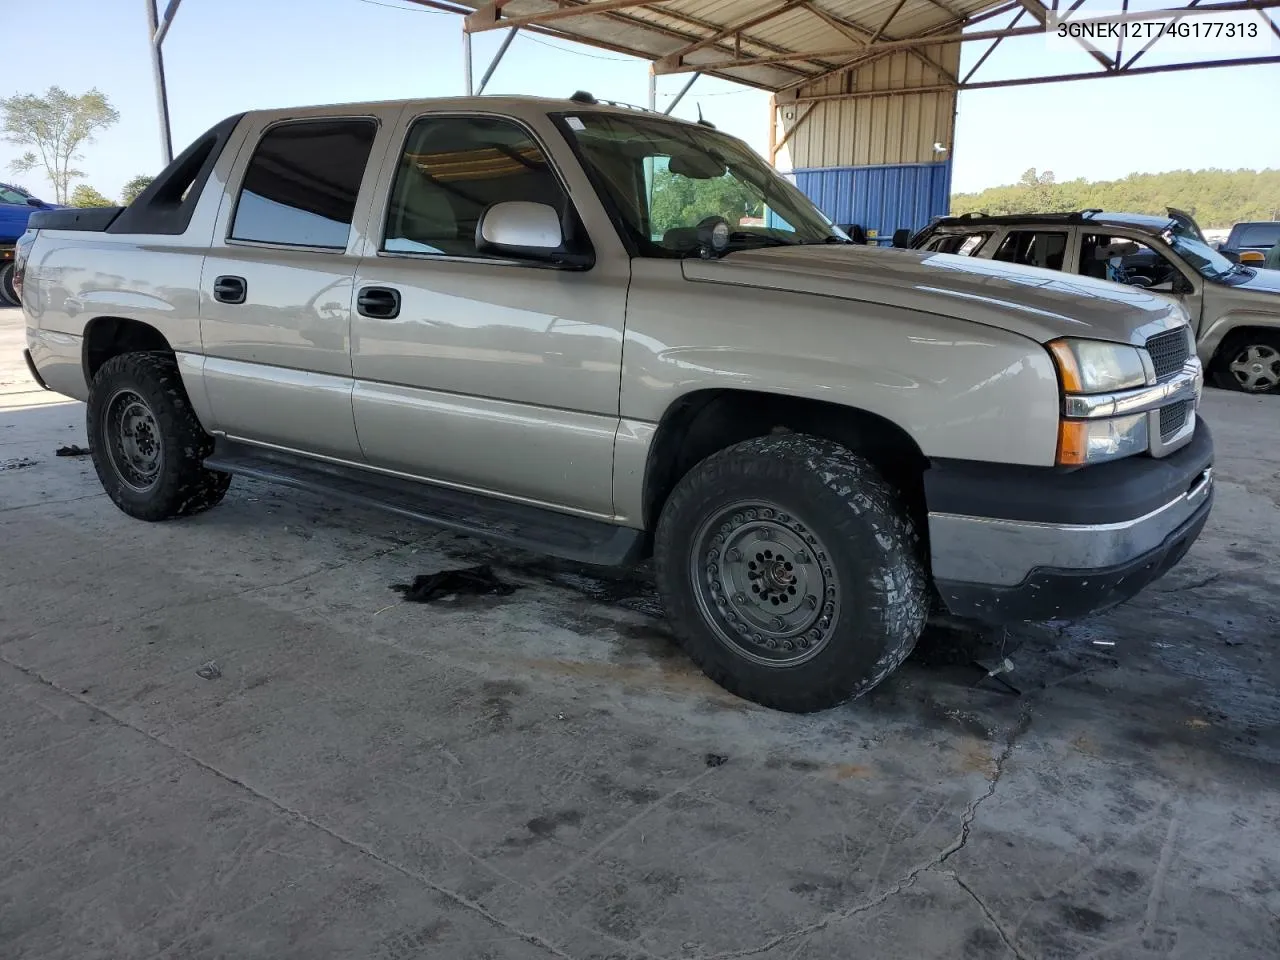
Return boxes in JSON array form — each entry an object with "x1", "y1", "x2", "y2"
[{"x1": 929, "y1": 464, "x2": 1212, "y2": 587}]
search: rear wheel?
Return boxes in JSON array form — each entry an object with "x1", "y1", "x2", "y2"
[
  {"x1": 654, "y1": 434, "x2": 929, "y2": 713},
  {"x1": 1212, "y1": 331, "x2": 1280, "y2": 394},
  {"x1": 87, "y1": 352, "x2": 231, "y2": 520},
  {"x1": 0, "y1": 262, "x2": 17, "y2": 306}
]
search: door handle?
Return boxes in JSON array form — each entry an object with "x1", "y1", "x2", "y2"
[
  {"x1": 213, "y1": 275, "x2": 246, "y2": 304},
  {"x1": 357, "y1": 286, "x2": 401, "y2": 320}
]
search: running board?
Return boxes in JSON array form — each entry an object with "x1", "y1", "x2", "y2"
[{"x1": 204, "y1": 440, "x2": 645, "y2": 567}]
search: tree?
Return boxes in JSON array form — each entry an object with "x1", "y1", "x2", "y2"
[
  {"x1": 69, "y1": 184, "x2": 114, "y2": 208},
  {"x1": 650, "y1": 167, "x2": 763, "y2": 236},
  {"x1": 951, "y1": 167, "x2": 1280, "y2": 228},
  {"x1": 120, "y1": 174, "x2": 155, "y2": 206},
  {"x1": 1, "y1": 87, "x2": 120, "y2": 205}
]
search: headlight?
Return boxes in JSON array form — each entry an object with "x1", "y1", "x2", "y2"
[
  {"x1": 1048, "y1": 338, "x2": 1147, "y2": 393},
  {"x1": 1057, "y1": 413, "x2": 1149, "y2": 466},
  {"x1": 1048, "y1": 338, "x2": 1155, "y2": 466}
]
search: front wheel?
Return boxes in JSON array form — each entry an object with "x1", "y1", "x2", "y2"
[
  {"x1": 87, "y1": 352, "x2": 231, "y2": 521},
  {"x1": 654, "y1": 434, "x2": 929, "y2": 713},
  {"x1": 1212, "y1": 331, "x2": 1280, "y2": 394}
]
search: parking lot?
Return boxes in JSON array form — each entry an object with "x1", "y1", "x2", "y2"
[{"x1": 2, "y1": 304, "x2": 1278, "y2": 958}]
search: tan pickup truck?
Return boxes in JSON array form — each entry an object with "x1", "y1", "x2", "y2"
[{"x1": 16, "y1": 94, "x2": 1213, "y2": 712}]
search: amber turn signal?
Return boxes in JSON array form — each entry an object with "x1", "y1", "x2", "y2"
[
  {"x1": 1047, "y1": 340, "x2": 1083, "y2": 393},
  {"x1": 1056, "y1": 420, "x2": 1088, "y2": 466}
]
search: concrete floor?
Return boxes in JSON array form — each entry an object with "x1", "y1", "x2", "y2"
[{"x1": 1, "y1": 305, "x2": 1277, "y2": 960}]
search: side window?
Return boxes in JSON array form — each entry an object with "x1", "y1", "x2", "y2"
[
  {"x1": 1079, "y1": 234, "x2": 1183, "y2": 291},
  {"x1": 927, "y1": 232, "x2": 990, "y2": 256},
  {"x1": 230, "y1": 119, "x2": 377, "y2": 248},
  {"x1": 993, "y1": 230, "x2": 1068, "y2": 270},
  {"x1": 383, "y1": 116, "x2": 567, "y2": 257}
]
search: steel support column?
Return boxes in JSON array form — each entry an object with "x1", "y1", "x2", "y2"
[
  {"x1": 145, "y1": 0, "x2": 176, "y2": 164},
  {"x1": 463, "y1": 28, "x2": 474, "y2": 95},
  {"x1": 475, "y1": 27, "x2": 519, "y2": 94},
  {"x1": 662, "y1": 71, "x2": 701, "y2": 114}
]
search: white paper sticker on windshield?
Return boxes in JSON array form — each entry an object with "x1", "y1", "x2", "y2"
[{"x1": 566, "y1": 117, "x2": 585, "y2": 131}]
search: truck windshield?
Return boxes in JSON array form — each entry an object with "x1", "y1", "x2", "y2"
[
  {"x1": 556, "y1": 112, "x2": 844, "y2": 257},
  {"x1": 1166, "y1": 224, "x2": 1238, "y2": 282},
  {"x1": 0, "y1": 184, "x2": 32, "y2": 204}
]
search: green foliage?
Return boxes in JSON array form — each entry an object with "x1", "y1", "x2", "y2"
[
  {"x1": 69, "y1": 184, "x2": 114, "y2": 208},
  {"x1": 120, "y1": 174, "x2": 155, "y2": 206},
  {"x1": 952, "y1": 168, "x2": 1280, "y2": 229},
  {"x1": 650, "y1": 167, "x2": 763, "y2": 235},
  {"x1": 1, "y1": 86, "x2": 120, "y2": 205}
]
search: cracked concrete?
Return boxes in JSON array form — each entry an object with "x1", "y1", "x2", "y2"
[{"x1": 2, "y1": 307, "x2": 1278, "y2": 959}]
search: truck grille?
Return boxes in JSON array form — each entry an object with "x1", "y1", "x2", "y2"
[
  {"x1": 1146, "y1": 329, "x2": 1190, "y2": 381},
  {"x1": 1160, "y1": 400, "x2": 1191, "y2": 441}
]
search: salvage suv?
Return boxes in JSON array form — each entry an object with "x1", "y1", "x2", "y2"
[
  {"x1": 913, "y1": 209, "x2": 1280, "y2": 394},
  {"x1": 16, "y1": 95, "x2": 1213, "y2": 712}
]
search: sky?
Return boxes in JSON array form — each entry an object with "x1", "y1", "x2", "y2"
[{"x1": 2, "y1": 0, "x2": 1277, "y2": 202}]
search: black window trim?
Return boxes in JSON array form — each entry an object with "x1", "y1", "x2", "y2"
[
  {"x1": 225, "y1": 114, "x2": 381, "y2": 253},
  {"x1": 374, "y1": 109, "x2": 594, "y2": 270}
]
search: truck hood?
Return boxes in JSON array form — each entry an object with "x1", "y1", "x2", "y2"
[
  {"x1": 1235, "y1": 266, "x2": 1280, "y2": 300},
  {"x1": 682, "y1": 245, "x2": 1187, "y2": 346}
]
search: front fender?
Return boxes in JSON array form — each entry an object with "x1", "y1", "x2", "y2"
[{"x1": 1198, "y1": 310, "x2": 1280, "y2": 365}]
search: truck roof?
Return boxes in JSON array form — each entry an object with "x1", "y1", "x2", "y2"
[
  {"x1": 928, "y1": 210, "x2": 1176, "y2": 234},
  {"x1": 234, "y1": 92, "x2": 705, "y2": 126}
]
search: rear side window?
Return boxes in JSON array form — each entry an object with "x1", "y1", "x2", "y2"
[
  {"x1": 927, "y1": 232, "x2": 990, "y2": 256},
  {"x1": 231, "y1": 119, "x2": 377, "y2": 248},
  {"x1": 382, "y1": 115, "x2": 567, "y2": 257},
  {"x1": 993, "y1": 230, "x2": 1068, "y2": 270}
]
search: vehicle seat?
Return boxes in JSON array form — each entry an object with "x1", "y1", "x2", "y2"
[{"x1": 1080, "y1": 236, "x2": 1107, "y2": 279}]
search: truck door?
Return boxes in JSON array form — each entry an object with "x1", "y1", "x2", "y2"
[
  {"x1": 198, "y1": 108, "x2": 399, "y2": 459},
  {"x1": 348, "y1": 110, "x2": 629, "y2": 517}
]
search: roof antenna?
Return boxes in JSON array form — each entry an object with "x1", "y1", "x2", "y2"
[{"x1": 696, "y1": 103, "x2": 716, "y2": 129}]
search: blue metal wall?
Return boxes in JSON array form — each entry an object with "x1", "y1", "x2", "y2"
[{"x1": 793, "y1": 161, "x2": 952, "y2": 242}]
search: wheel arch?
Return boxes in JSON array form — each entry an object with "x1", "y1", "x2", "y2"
[
  {"x1": 1207, "y1": 322, "x2": 1280, "y2": 392},
  {"x1": 1198, "y1": 314, "x2": 1280, "y2": 367},
  {"x1": 641, "y1": 388, "x2": 930, "y2": 534},
  {"x1": 82, "y1": 316, "x2": 174, "y2": 385}
]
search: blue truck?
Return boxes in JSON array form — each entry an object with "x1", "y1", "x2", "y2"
[{"x1": 2, "y1": 183, "x2": 55, "y2": 305}]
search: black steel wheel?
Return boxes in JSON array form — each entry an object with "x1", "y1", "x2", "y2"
[
  {"x1": 655, "y1": 433, "x2": 929, "y2": 713},
  {"x1": 87, "y1": 352, "x2": 231, "y2": 521}
]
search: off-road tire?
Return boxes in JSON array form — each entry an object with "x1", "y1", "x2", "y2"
[
  {"x1": 1211, "y1": 330, "x2": 1280, "y2": 394},
  {"x1": 654, "y1": 434, "x2": 929, "y2": 713},
  {"x1": 87, "y1": 352, "x2": 231, "y2": 521}
]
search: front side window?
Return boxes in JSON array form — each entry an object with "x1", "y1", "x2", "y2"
[
  {"x1": 557, "y1": 111, "x2": 841, "y2": 258},
  {"x1": 231, "y1": 118, "x2": 377, "y2": 248},
  {"x1": 1079, "y1": 233, "x2": 1186, "y2": 292},
  {"x1": 993, "y1": 230, "x2": 1068, "y2": 270},
  {"x1": 383, "y1": 116, "x2": 568, "y2": 257}
]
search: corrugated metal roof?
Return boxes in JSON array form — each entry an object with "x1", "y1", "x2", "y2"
[{"x1": 451, "y1": 0, "x2": 999, "y2": 91}]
